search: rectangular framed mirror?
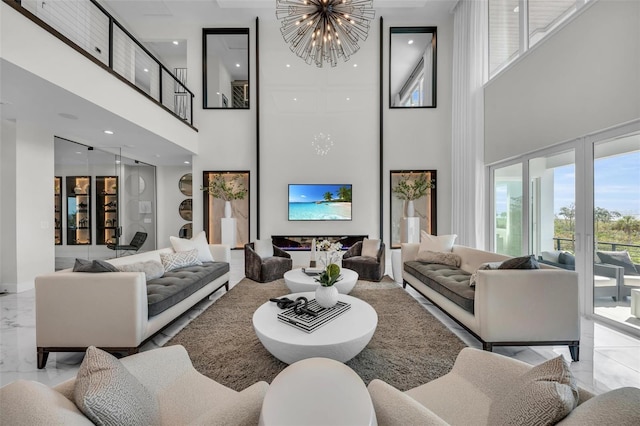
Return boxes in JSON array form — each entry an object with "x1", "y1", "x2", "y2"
[
  {"x1": 203, "y1": 28, "x2": 250, "y2": 109},
  {"x1": 389, "y1": 27, "x2": 437, "y2": 108},
  {"x1": 390, "y1": 170, "x2": 437, "y2": 248}
]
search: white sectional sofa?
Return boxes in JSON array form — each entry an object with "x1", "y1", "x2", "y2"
[
  {"x1": 35, "y1": 245, "x2": 230, "y2": 368},
  {"x1": 401, "y1": 244, "x2": 581, "y2": 360}
]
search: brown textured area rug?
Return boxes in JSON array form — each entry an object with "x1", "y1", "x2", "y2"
[{"x1": 166, "y1": 276, "x2": 466, "y2": 391}]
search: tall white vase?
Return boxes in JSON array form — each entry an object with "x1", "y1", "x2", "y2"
[
  {"x1": 406, "y1": 200, "x2": 415, "y2": 217},
  {"x1": 224, "y1": 201, "x2": 232, "y2": 218},
  {"x1": 315, "y1": 285, "x2": 338, "y2": 308}
]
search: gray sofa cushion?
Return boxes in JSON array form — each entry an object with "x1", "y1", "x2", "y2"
[
  {"x1": 404, "y1": 261, "x2": 475, "y2": 314},
  {"x1": 146, "y1": 262, "x2": 229, "y2": 317}
]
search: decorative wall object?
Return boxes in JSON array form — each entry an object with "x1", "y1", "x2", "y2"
[
  {"x1": 203, "y1": 171, "x2": 250, "y2": 248},
  {"x1": 390, "y1": 27, "x2": 437, "y2": 108},
  {"x1": 202, "y1": 28, "x2": 250, "y2": 109},
  {"x1": 276, "y1": 0, "x2": 375, "y2": 67},
  {"x1": 54, "y1": 176, "x2": 62, "y2": 245},
  {"x1": 390, "y1": 170, "x2": 437, "y2": 248},
  {"x1": 66, "y1": 176, "x2": 91, "y2": 245},
  {"x1": 179, "y1": 173, "x2": 193, "y2": 196}
]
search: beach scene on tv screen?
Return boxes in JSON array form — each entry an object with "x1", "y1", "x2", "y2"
[{"x1": 289, "y1": 184, "x2": 352, "y2": 220}]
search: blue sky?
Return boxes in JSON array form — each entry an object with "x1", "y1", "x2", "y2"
[
  {"x1": 288, "y1": 184, "x2": 351, "y2": 203},
  {"x1": 555, "y1": 152, "x2": 640, "y2": 217}
]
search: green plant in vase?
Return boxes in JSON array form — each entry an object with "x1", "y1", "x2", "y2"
[
  {"x1": 315, "y1": 263, "x2": 342, "y2": 287},
  {"x1": 201, "y1": 174, "x2": 247, "y2": 218},
  {"x1": 314, "y1": 263, "x2": 342, "y2": 309},
  {"x1": 392, "y1": 173, "x2": 435, "y2": 217}
]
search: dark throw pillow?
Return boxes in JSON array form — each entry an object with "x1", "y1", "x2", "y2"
[
  {"x1": 596, "y1": 251, "x2": 639, "y2": 276},
  {"x1": 558, "y1": 251, "x2": 576, "y2": 266},
  {"x1": 73, "y1": 259, "x2": 119, "y2": 273},
  {"x1": 499, "y1": 255, "x2": 540, "y2": 270}
]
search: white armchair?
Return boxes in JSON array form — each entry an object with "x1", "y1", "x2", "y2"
[{"x1": 0, "y1": 345, "x2": 269, "y2": 425}]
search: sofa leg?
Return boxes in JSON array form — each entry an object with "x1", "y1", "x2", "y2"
[
  {"x1": 569, "y1": 344, "x2": 579, "y2": 362},
  {"x1": 402, "y1": 280, "x2": 407, "y2": 289},
  {"x1": 482, "y1": 342, "x2": 493, "y2": 352},
  {"x1": 225, "y1": 281, "x2": 229, "y2": 291},
  {"x1": 37, "y1": 348, "x2": 49, "y2": 369}
]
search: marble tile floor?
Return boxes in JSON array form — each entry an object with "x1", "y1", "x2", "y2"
[{"x1": 2, "y1": 250, "x2": 640, "y2": 395}]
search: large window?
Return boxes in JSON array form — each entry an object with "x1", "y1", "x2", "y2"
[
  {"x1": 489, "y1": 124, "x2": 640, "y2": 336},
  {"x1": 494, "y1": 163, "x2": 523, "y2": 256},
  {"x1": 489, "y1": 0, "x2": 591, "y2": 77}
]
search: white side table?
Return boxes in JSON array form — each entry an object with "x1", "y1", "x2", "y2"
[
  {"x1": 221, "y1": 217, "x2": 236, "y2": 247},
  {"x1": 391, "y1": 249, "x2": 403, "y2": 285},
  {"x1": 284, "y1": 268, "x2": 358, "y2": 294},
  {"x1": 401, "y1": 217, "x2": 420, "y2": 243},
  {"x1": 631, "y1": 289, "x2": 640, "y2": 318},
  {"x1": 259, "y1": 357, "x2": 377, "y2": 426}
]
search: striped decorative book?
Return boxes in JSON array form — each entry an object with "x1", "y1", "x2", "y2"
[{"x1": 277, "y1": 299, "x2": 351, "y2": 333}]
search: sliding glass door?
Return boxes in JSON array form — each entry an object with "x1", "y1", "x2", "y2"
[
  {"x1": 489, "y1": 121, "x2": 640, "y2": 336},
  {"x1": 592, "y1": 133, "x2": 640, "y2": 332}
]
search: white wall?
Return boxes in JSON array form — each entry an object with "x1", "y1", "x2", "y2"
[
  {"x1": 157, "y1": 165, "x2": 193, "y2": 248},
  {"x1": 485, "y1": 0, "x2": 640, "y2": 164},
  {"x1": 1, "y1": 120, "x2": 55, "y2": 292}
]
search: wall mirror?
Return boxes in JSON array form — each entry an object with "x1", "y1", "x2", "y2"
[
  {"x1": 203, "y1": 28, "x2": 250, "y2": 109},
  {"x1": 389, "y1": 27, "x2": 437, "y2": 108},
  {"x1": 178, "y1": 173, "x2": 192, "y2": 196},
  {"x1": 390, "y1": 170, "x2": 437, "y2": 248},
  {"x1": 179, "y1": 199, "x2": 192, "y2": 221}
]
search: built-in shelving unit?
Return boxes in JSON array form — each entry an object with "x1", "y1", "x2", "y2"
[
  {"x1": 96, "y1": 176, "x2": 118, "y2": 245},
  {"x1": 54, "y1": 176, "x2": 62, "y2": 245},
  {"x1": 66, "y1": 176, "x2": 91, "y2": 245}
]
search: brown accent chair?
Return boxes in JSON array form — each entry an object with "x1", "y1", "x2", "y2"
[
  {"x1": 244, "y1": 243, "x2": 293, "y2": 283},
  {"x1": 342, "y1": 240, "x2": 386, "y2": 282}
]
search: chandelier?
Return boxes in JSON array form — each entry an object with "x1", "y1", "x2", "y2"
[{"x1": 276, "y1": 0, "x2": 375, "y2": 68}]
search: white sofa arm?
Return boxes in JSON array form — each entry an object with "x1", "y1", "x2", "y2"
[
  {"x1": 210, "y1": 244, "x2": 231, "y2": 263},
  {"x1": 475, "y1": 269, "x2": 580, "y2": 342},
  {"x1": 35, "y1": 272, "x2": 148, "y2": 348}
]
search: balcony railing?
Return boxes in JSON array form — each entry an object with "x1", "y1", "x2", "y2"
[
  {"x1": 4, "y1": 0, "x2": 195, "y2": 127},
  {"x1": 553, "y1": 237, "x2": 640, "y2": 263}
]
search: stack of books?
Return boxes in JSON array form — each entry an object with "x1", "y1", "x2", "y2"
[{"x1": 277, "y1": 299, "x2": 351, "y2": 333}]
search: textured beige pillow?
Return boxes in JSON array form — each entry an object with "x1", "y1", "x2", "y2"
[
  {"x1": 487, "y1": 355, "x2": 578, "y2": 425},
  {"x1": 416, "y1": 250, "x2": 462, "y2": 268},
  {"x1": 170, "y1": 230, "x2": 214, "y2": 262},
  {"x1": 362, "y1": 238, "x2": 381, "y2": 258},
  {"x1": 74, "y1": 346, "x2": 159, "y2": 426},
  {"x1": 117, "y1": 260, "x2": 164, "y2": 280},
  {"x1": 419, "y1": 231, "x2": 457, "y2": 253}
]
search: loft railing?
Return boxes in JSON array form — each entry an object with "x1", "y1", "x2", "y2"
[
  {"x1": 553, "y1": 237, "x2": 640, "y2": 263},
  {"x1": 4, "y1": 0, "x2": 195, "y2": 127}
]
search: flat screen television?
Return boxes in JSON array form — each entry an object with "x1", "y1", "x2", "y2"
[{"x1": 288, "y1": 184, "x2": 352, "y2": 221}]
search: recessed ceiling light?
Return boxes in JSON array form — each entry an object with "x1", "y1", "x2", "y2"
[
  {"x1": 173, "y1": 40, "x2": 179, "y2": 45},
  {"x1": 514, "y1": 6, "x2": 519, "y2": 12},
  {"x1": 408, "y1": 40, "x2": 414, "y2": 45},
  {"x1": 216, "y1": 92, "x2": 221, "y2": 95},
  {"x1": 236, "y1": 63, "x2": 240, "y2": 67},
  {"x1": 293, "y1": 98, "x2": 297, "y2": 101},
  {"x1": 143, "y1": 68, "x2": 149, "y2": 72},
  {"x1": 115, "y1": 160, "x2": 121, "y2": 164},
  {"x1": 104, "y1": 130, "x2": 114, "y2": 135},
  {"x1": 346, "y1": 97, "x2": 350, "y2": 101},
  {"x1": 184, "y1": 161, "x2": 190, "y2": 164},
  {"x1": 286, "y1": 64, "x2": 291, "y2": 68}
]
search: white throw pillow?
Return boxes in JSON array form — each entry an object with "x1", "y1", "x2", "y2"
[
  {"x1": 419, "y1": 231, "x2": 457, "y2": 253},
  {"x1": 254, "y1": 239, "x2": 274, "y2": 259},
  {"x1": 361, "y1": 238, "x2": 380, "y2": 258},
  {"x1": 540, "y1": 250, "x2": 562, "y2": 263},
  {"x1": 117, "y1": 260, "x2": 164, "y2": 281},
  {"x1": 170, "y1": 231, "x2": 214, "y2": 262},
  {"x1": 160, "y1": 249, "x2": 202, "y2": 272}
]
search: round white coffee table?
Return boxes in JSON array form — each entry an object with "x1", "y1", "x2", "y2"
[
  {"x1": 252, "y1": 292, "x2": 378, "y2": 364},
  {"x1": 284, "y1": 268, "x2": 359, "y2": 294},
  {"x1": 259, "y1": 357, "x2": 377, "y2": 426}
]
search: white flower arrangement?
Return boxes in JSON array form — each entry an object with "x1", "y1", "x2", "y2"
[{"x1": 316, "y1": 240, "x2": 343, "y2": 267}]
